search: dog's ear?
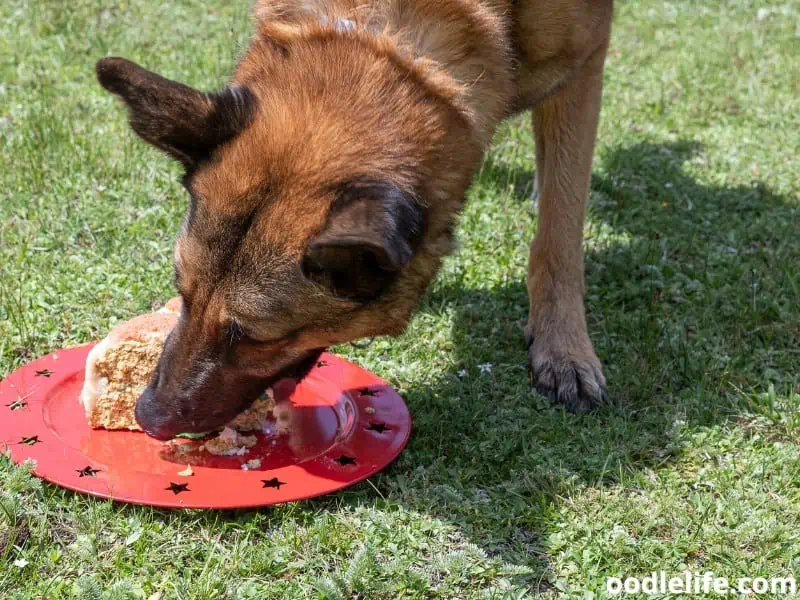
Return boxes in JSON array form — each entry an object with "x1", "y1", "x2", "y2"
[
  {"x1": 302, "y1": 182, "x2": 426, "y2": 302},
  {"x1": 95, "y1": 57, "x2": 253, "y2": 168}
]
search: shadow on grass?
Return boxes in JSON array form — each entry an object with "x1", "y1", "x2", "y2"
[{"x1": 364, "y1": 139, "x2": 799, "y2": 589}]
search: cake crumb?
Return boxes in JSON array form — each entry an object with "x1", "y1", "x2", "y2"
[
  {"x1": 241, "y1": 458, "x2": 262, "y2": 471},
  {"x1": 364, "y1": 406, "x2": 376, "y2": 415},
  {"x1": 178, "y1": 465, "x2": 194, "y2": 477},
  {"x1": 226, "y1": 390, "x2": 275, "y2": 431},
  {"x1": 203, "y1": 427, "x2": 257, "y2": 456}
]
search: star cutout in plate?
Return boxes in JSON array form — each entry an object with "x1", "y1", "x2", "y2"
[
  {"x1": 367, "y1": 422, "x2": 391, "y2": 433},
  {"x1": 35, "y1": 369, "x2": 53, "y2": 377},
  {"x1": 261, "y1": 477, "x2": 286, "y2": 490},
  {"x1": 335, "y1": 455, "x2": 357, "y2": 466},
  {"x1": 165, "y1": 482, "x2": 190, "y2": 495},
  {"x1": 20, "y1": 435, "x2": 41, "y2": 446},
  {"x1": 358, "y1": 387, "x2": 378, "y2": 397},
  {"x1": 76, "y1": 466, "x2": 100, "y2": 477}
]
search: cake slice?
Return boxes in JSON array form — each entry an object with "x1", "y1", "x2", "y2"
[
  {"x1": 80, "y1": 311, "x2": 178, "y2": 430},
  {"x1": 157, "y1": 296, "x2": 183, "y2": 315},
  {"x1": 80, "y1": 298, "x2": 274, "y2": 432}
]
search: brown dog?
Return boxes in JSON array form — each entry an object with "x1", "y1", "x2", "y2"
[{"x1": 95, "y1": 0, "x2": 613, "y2": 439}]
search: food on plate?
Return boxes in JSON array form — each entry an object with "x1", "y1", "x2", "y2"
[
  {"x1": 79, "y1": 311, "x2": 178, "y2": 431},
  {"x1": 202, "y1": 427, "x2": 257, "y2": 456},
  {"x1": 157, "y1": 296, "x2": 183, "y2": 315},
  {"x1": 226, "y1": 389, "x2": 274, "y2": 431},
  {"x1": 79, "y1": 298, "x2": 275, "y2": 433}
]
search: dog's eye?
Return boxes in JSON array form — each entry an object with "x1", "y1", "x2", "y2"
[
  {"x1": 227, "y1": 322, "x2": 275, "y2": 345},
  {"x1": 226, "y1": 317, "x2": 295, "y2": 346}
]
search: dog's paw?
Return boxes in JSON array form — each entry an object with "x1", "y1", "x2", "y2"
[{"x1": 525, "y1": 330, "x2": 607, "y2": 414}]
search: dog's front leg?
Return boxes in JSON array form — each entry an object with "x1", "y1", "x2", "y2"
[{"x1": 525, "y1": 45, "x2": 609, "y2": 413}]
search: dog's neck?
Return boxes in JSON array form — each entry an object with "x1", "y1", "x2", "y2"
[{"x1": 252, "y1": 0, "x2": 514, "y2": 147}]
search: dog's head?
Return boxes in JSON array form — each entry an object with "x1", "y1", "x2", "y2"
[{"x1": 95, "y1": 31, "x2": 479, "y2": 439}]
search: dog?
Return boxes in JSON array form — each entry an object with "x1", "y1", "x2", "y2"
[{"x1": 95, "y1": 0, "x2": 614, "y2": 440}]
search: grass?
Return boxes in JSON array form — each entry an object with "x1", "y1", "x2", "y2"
[{"x1": 1, "y1": 0, "x2": 799, "y2": 598}]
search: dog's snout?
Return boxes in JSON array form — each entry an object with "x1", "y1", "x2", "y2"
[
  {"x1": 134, "y1": 385, "x2": 181, "y2": 440},
  {"x1": 150, "y1": 362, "x2": 165, "y2": 390}
]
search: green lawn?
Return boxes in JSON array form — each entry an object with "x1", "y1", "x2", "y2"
[{"x1": 2, "y1": 0, "x2": 799, "y2": 598}]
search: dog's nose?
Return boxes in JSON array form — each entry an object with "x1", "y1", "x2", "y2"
[{"x1": 135, "y1": 386, "x2": 181, "y2": 441}]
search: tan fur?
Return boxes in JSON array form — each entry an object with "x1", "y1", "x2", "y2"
[{"x1": 97, "y1": 0, "x2": 614, "y2": 437}]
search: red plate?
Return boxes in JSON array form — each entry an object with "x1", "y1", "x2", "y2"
[{"x1": 0, "y1": 344, "x2": 410, "y2": 508}]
